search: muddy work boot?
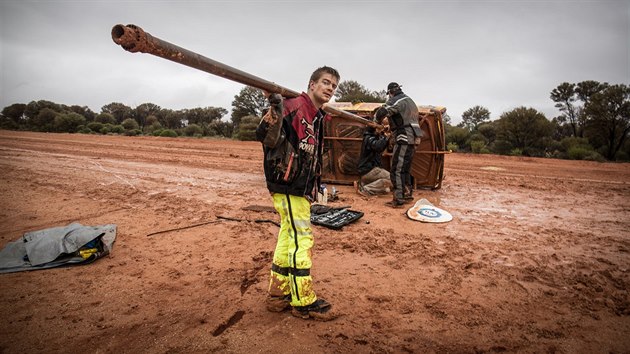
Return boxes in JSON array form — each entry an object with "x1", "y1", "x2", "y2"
[
  {"x1": 266, "y1": 294, "x2": 291, "y2": 312},
  {"x1": 291, "y1": 298, "x2": 337, "y2": 321},
  {"x1": 402, "y1": 186, "x2": 414, "y2": 201},
  {"x1": 385, "y1": 198, "x2": 407, "y2": 208}
]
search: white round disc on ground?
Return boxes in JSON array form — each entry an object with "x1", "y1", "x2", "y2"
[{"x1": 407, "y1": 199, "x2": 453, "y2": 223}]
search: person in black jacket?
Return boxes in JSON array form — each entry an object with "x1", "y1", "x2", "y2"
[{"x1": 354, "y1": 108, "x2": 392, "y2": 197}]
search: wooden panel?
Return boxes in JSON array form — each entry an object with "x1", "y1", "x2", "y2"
[{"x1": 322, "y1": 107, "x2": 446, "y2": 190}]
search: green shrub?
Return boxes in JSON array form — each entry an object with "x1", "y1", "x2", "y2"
[
  {"x1": 99, "y1": 125, "x2": 111, "y2": 134},
  {"x1": 95, "y1": 113, "x2": 116, "y2": 125},
  {"x1": 183, "y1": 124, "x2": 203, "y2": 137},
  {"x1": 446, "y1": 142, "x2": 459, "y2": 152},
  {"x1": 87, "y1": 122, "x2": 104, "y2": 132},
  {"x1": 111, "y1": 125, "x2": 125, "y2": 134},
  {"x1": 32, "y1": 108, "x2": 57, "y2": 132},
  {"x1": 152, "y1": 129, "x2": 163, "y2": 136},
  {"x1": 567, "y1": 146, "x2": 590, "y2": 160},
  {"x1": 236, "y1": 115, "x2": 259, "y2": 141},
  {"x1": 543, "y1": 138, "x2": 562, "y2": 154},
  {"x1": 493, "y1": 140, "x2": 513, "y2": 155},
  {"x1": 206, "y1": 120, "x2": 234, "y2": 137},
  {"x1": 509, "y1": 148, "x2": 523, "y2": 156},
  {"x1": 0, "y1": 116, "x2": 19, "y2": 130},
  {"x1": 145, "y1": 122, "x2": 163, "y2": 134},
  {"x1": 445, "y1": 126, "x2": 470, "y2": 151},
  {"x1": 584, "y1": 152, "x2": 605, "y2": 162},
  {"x1": 121, "y1": 118, "x2": 140, "y2": 131},
  {"x1": 470, "y1": 140, "x2": 485, "y2": 154},
  {"x1": 567, "y1": 147, "x2": 604, "y2": 162},
  {"x1": 159, "y1": 129, "x2": 178, "y2": 137},
  {"x1": 549, "y1": 150, "x2": 566, "y2": 159},
  {"x1": 124, "y1": 129, "x2": 142, "y2": 136},
  {"x1": 53, "y1": 112, "x2": 86, "y2": 133},
  {"x1": 560, "y1": 136, "x2": 590, "y2": 152}
]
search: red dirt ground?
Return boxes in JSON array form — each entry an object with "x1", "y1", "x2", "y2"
[{"x1": 0, "y1": 130, "x2": 629, "y2": 353}]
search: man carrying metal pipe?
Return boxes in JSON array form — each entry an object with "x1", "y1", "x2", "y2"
[
  {"x1": 256, "y1": 66, "x2": 340, "y2": 321},
  {"x1": 111, "y1": 25, "x2": 355, "y2": 320}
]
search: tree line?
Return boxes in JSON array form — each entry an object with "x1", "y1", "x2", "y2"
[
  {"x1": 0, "y1": 100, "x2": 233, "y2": 138},
  {"x1": 1, "y1": 80, "x2": 628, "y2": 161},
  {"x1": 0, "y1": 80, "x2": 385, "y2": 140},
  {"x1": 447, "y1": 81, "x2": 630, "y2": 161}
]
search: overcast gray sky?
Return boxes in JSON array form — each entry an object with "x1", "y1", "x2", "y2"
[{"x1": 1, "y1": 0, "x2": 628, "y2": 124}]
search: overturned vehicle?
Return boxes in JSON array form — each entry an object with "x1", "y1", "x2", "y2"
[{"x1": 322, "y1": 102, "x2": 447, "y2": 190}]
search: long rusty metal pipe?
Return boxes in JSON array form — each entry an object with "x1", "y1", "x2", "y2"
[{"x1": 111, "y1": 24, "x2": 379, "y2": 128}]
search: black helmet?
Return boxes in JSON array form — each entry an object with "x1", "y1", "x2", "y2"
[{"x1": 387, "y1": 82, "x2": 402, "y2": 94}]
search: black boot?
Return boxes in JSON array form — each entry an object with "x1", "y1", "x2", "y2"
[
  {"x1": 402, "y1": 186, "x2": 414, "y2": 201},
  {"x1": 385, "y1": 198, "x2": 406, "y2": 208}
]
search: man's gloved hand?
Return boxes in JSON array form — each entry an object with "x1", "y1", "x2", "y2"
[
  {"x1": 376, "y1": 117, "x2": 390, "y2": 136},
  {"x1": 259, "y1": 92, "x2": 284, "y2": 148},
  {"x1": 376, "y1": 125, "x2": 387, "y2": 136},
  {"x1": 262, "y1": 93, "x2": 283, "y2": 125},
  {"x1": 268, "y1": 93, "x2": 282, "y2": 106}
]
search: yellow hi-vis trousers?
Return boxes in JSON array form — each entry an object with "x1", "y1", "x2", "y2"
[{"x1": 268, "y1": 193, "x2": 317, "y2": 307}]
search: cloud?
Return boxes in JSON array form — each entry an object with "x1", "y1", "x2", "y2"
[{"x1": 1, "y1": 1, "x2": 628, "y2": 124}]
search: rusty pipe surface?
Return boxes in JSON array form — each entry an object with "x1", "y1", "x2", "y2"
[{"x1": 111, "y1": 24, "x2": 379, "y2": 128}]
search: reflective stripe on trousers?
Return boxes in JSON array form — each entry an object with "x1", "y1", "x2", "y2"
[
  {"x1": 391, "y1": 143, "x2": 415, "y2": 200},
  {"x1": 268, "y1": 193, "x2": 317, "y2": 307}
]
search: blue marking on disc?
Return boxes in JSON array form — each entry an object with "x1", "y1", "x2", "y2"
[{"x1": 418, "y1": 208, "x2": 441, "y2": 218}]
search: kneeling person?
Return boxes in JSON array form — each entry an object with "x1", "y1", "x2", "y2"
[{"x1": 355, "y1": 108, "x2": 392, "y2": 197}]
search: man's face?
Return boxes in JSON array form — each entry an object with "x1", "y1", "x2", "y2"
[{"x1": 309, "y1": 73, "x2": 338, "y2": 106}]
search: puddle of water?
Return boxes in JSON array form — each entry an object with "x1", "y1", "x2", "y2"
[{"x1": 480, "y1": 166, "x2": 505, "y2": 171}]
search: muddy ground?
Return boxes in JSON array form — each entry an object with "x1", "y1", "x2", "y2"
[{"x1": 0, "y1": 130, "x2": 628, "y2": 353}]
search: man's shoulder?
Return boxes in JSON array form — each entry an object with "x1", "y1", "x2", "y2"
[
  {"x1": 397, "y1": 94, "x2": 417, "y2": 107},
  {"x1": 387, "y1": 93, "x2": 409, "y2": 104},
  {"x1": 284, "y1": 93, "x2": 311, "y2": 110}
]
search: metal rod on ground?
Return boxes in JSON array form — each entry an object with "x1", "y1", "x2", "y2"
[
  {"x1": 147, "y1": 216, "x2": 280, "y2": 237},
  {"x1": 217, "y1": 215, "x2": 280, "y2": 227},
  {"x1": 147, "y1": 220, "x2": 221, "y2": 237}
]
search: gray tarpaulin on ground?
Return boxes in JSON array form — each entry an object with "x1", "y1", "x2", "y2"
[{"x1": 0, "y1": 223, "x2": 116, "y2": 273}]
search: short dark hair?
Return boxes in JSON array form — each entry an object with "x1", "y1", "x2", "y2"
[
  {"x1": 309, "y1": 66, "x2": 340, "y2": 85},
  {"x1": 374, "y1": 106, "x2": 388, "y2": 123}
]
